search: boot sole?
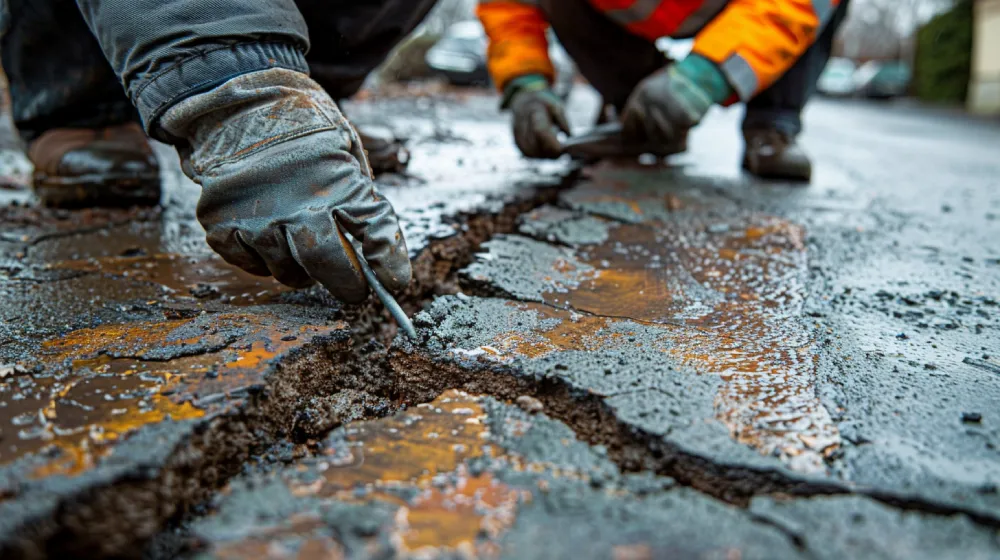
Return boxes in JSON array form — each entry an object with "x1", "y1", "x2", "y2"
[
  {"x1": 366, "y1": 145, "x2": 410, "y2": 175},
  {"x1": 34, "y1": 171, "x2": 162, "y2": 208},
  {"x1": 742, "y1": 157, "x2": 812, "y2": 182}
]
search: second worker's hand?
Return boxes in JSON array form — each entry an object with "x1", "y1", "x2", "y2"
[
  {"x1": 622, "y1": 54, "x2": 734, "y2": 147},
  {"x1": 159, "y1": 68, "x2": 412, "y2": 304},
  {"x1": 505, "y1": 74, "x2": 571, "y2": 159}
]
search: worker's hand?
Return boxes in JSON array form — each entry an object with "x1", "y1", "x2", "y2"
[
  {"x1": 622, "y1": 55, "x2": 732, "y2": 147},
  {"x1": 160, "y1": 68, "x2": 411, "y2": 304},
  {"x1": 504, "y1": 74, "x2": 570, "y2": 159}
]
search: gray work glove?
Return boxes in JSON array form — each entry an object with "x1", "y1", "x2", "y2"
[
  {"x1": 160, "y1": 68, "x2": 411, "y2": 304},
  {"x1": 622, "y1": 55, "x2": 732, "y2": 147},
  {"x1": 503, "y1": 74, "x2": 570, "y2": 159}
]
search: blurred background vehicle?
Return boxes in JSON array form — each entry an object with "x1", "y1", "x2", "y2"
[
  {"x1": 425, "y1": 21, "x2": 577, "y2": 99},
  {"x1": 817, "y1": 57, "x2": 857, "y2": 97},
  {"x1": 853, "y1": 61, "x2": 913, "y2": 99},
  {"x1": 423, "y1": 21, "x2": 489, "y2": 86}
]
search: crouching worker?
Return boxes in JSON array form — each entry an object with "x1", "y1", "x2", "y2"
[{"x1": 479, "y1": 0, "x2": 849, "y2": 181}]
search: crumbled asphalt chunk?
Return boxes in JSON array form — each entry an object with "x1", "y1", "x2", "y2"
[
  {"x1": 515, "y1": 395, "x2": 544, "y2": 414},
  {"x1": 517, "y1": 205, "x2": 611, "y2": 246},
  {"x1": 963, "y1": 412, "x2": 984, "y2": 424},
  {"x1": 189, "y1": 283, "x2": 220, "y2": 299},
  {"x1": 964, "y1": 357, "x2": 1000, "y2": 375}
]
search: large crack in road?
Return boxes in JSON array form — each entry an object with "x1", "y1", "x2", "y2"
[
  {"x1": 1, "y1": 95, "x2": 999, "y2": 559},
  {"x1": 0, "y1": 167, "x2": 576, "y2": 558},
  {"x1": 181, "y1": 162, "x2": 999, "y2": 556}
]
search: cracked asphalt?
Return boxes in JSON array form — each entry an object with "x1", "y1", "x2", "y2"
[{"x1": 1, "y1": 87, "x2": 999, "y2": 559}]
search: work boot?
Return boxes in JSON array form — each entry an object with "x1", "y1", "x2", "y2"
[
  {"x1": 742, "y1": 128, "x2": 812, "y2": 182},
  {"x1": 354, "y1": 124, "x2": 409, "y2": 175},
  {"x1": 28, "y1": 122, "x2": 160, "y2": 207}
]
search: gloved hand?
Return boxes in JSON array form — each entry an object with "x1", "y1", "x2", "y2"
[
  {"x1": 622, "y1": 55, "x2": 733, "y2": 146},
  {"x1": 160, "y1": 68, "x2": 411, "y2": 304},
  {"x1": 504, "y1": 74, "x2": 570, "y2": 159}
]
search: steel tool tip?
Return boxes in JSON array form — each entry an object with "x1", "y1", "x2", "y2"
[
  {"x1": 356, "y1": 251, "x2": 418, "y2": 340},
  {"x1": 338, "y1": 224, "x2": 418, "y2": 340}
]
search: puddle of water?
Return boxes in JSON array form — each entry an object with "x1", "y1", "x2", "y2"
[
  {"x1": 1, "y1": 314, "x2": 339, "y2": 477},
  {"x1": 210, "y1": 514, "x2": 341, "y2": 560},
  {"x1": 561, "y1": 171, "x2": 721, "y2": 224},
  {"x1": 23, "y1": 362, "x2": 205, "y2": 478},
  {"x1": 0, "y1": 206, "x2": 156, "y2": 244},
  {"x1": 289, "y1": 390, "x2": 529, "y2": 557},
  {"x1": 487, "y1": 215, "x2": 838, "y2": 472},
  {"x1": 45, "y1": 253, "x2": 289, "y2": 305},
  {"x1": 395, "y1": 471, "x2": 522, "y2": 556},
  {"x1": 486, "y1": 303, "x2": 628, "y2": 361},
  {"x1": 2, "y1": 336, "x2": 208, "y2": 477}
]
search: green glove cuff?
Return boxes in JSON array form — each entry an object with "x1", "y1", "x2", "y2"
[
  {"x1": 500, "y1": 74, "x2": 550, "y2": 110},
  {"x1": 673, "y1": 54, "x2": 734, "y2": 106}
]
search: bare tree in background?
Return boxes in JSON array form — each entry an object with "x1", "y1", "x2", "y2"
[
  {"x1": 839, "y1": 0, "x2": 955, "y2": 61},
  {"x1": 371, "y1": 0, "x2": 476, "y2": 86}
]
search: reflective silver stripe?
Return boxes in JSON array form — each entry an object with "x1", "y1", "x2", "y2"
[
  {"x1": 719, "y1": 54, "x2": 758, "y2": 101},
  {"x1": 604, "y1": 0, "x2": 661, "y2": 26},
  {"x1": 674, "y1": 0, "x2": 728, "y2": 37},
  {"x1": 478, "y1": 0, "x2": 539, "y2": 4},
  {"x1": 811, "y1": 0, "x2": 834, "y2": 25}
]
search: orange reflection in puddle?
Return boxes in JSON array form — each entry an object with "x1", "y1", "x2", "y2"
[
  {"x1": 211, "y1": 514, "x2": 343, "y2": 560},
  {"x1": 394, "y1": 471, "x2": 522, "y2": 556},
  {"x1": 46, "y1": 252, "x2": 289, "y2": 304},
  {"x1": 492, "y1": 215, "x2": 838, "y2": 472},
  {"x1": 2, "y1": 314, "x2": 339, "y2": 477},
  {"x1": 489, "y1": 303, "x2": 627, "y2": 360},
  {"x1": 289, "y1": 390, "x2": 529, "y2": 557},
  {"x1": 563, "y1": 177, "x2": 700, "y2": 221}
]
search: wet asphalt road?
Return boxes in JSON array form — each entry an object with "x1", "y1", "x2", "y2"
[{"x1": 1, "y1": 87, "x2": 999, "y2": 558}]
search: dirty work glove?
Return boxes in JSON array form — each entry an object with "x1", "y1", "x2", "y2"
[
  {"x1": 503, "y1": 74, "x2": 570, "y2": 159},
  {"x1": 160, "y1": 68, "x2": 411, "y2": 304},
  {"x1": 622, "y1": 55, "x2": 733, "y2": 146}
]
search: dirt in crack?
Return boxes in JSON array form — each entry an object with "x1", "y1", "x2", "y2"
[
  {"x1": 0, "y1": 156, "x2": 576, "y2": 558},
  {"x1": 494, "y1": 214, "x2": 840, "y2": 472}
]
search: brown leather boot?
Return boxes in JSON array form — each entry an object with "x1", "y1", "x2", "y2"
[
  {"x1": 29, "y1": 122, "x2": 161, "y2": 207},
  {"x1": 354, "y1": 124, "x2": 409, "y2": 175},
  {"x1": 742, "y1": 128, "x2": 812, "y2": 182}
]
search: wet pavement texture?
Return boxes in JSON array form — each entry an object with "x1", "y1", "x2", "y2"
[
  {"x1": 0, "y1": 92, "x2": 573, "y2": 558},
  {"x1": 2, "y1": 88, "x2": 1000, "y2": 558},
  {"x1": 188, "y1": 392, "x2": 1000, "y2": 560}
]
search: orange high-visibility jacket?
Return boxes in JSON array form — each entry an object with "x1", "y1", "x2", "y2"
[{"x1": 477, "y1": 0, "x2": 841, "y2": 101}]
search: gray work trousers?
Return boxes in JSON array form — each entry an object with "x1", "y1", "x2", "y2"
[{"x1": 0, "y1": 0, "x2": 437, "y2": 141}]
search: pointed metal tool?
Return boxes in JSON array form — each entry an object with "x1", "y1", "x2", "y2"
[
  {"x1": 339, "y1": 225, "x2": 418, "y2": 340},
  {"x1": 356, "y1": 251, "x2": 418, "y2": 340},
  {"x1": 560, "y1": 122, "x2": 685, "y2": 160},
  {"x1": 560, "y1": 122, "x2": 625, "y2": 158}
]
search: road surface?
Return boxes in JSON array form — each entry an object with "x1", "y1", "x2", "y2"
[{"x1": 0, "y1": 88, "x2": 998, "y2": 558}]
